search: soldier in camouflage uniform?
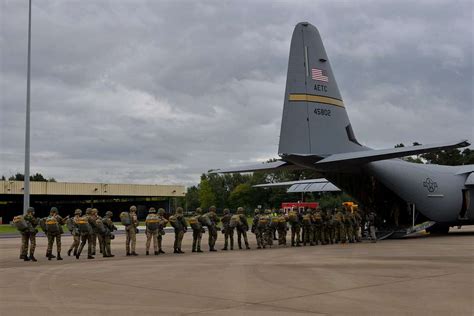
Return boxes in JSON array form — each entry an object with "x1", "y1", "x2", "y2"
[
  {"x1": 126, "y1": 205, "x2": 139, "y2": 256},
  {"x1": 344, "y1": 208, "x2": 355, "y2": 243},
  {"x1": 45, "y1": 207, "x2": 68, "y2": 260},
  {"x1": 205, "y1": 206, "x2": 220, "y2": 252},
  {"x1": 302, "y1": 209, "x2": 314, "y2": 246},
  {"x1": 67, "y1": 209, "x2": 82, "y2": 257},
  {"x1": 20, "y1": 207, "x2": 38, "y2": 261},
  {"x1": 276, "y1": 209, "x2": 288, "y2": 246},
  {"x1": 263, "y1": 209, "x2": 273, "y2": 248},
  {"x1": 102, "y1": 211, "x2": 116, "y2": 257},
  {"x1": 334, "y1": 208, "x2": 346, "y2": 244},
  {"x1": 312, "y1": 208, "x2": 324, "y2": 245},
  {"x1": 353, "y1": 208, "x2": 362, "y2": 242},
  {"x1": 90, "y1": 208, "x2": 102, "y2": 255},
  {"x1": 171, "y1": 207, "x2": 187, "y2": 254},
  {"x1": 191, "y1": 208, "x2": 204, "y2": 252},
  {"x1": 251, "y1": 209, "x2": 264, "y2": 249},
  {"x1": 323, "y1": 209, "x2": 335, "y2": 244},
  {"x1": 157, "y1": 208, "x2": 168, "y2": 254},
  {"x1": 76, "y1": 208, "x2": 95, "y2": 259},
  {"x1": 236, "y1": 207, "x2": 250, "y2": 250},
  {"x1": 287, "y1": 208, "x2": 302, "y2": 247},
  {"x1": 367, "y1": 210, "x2": 377, "y2": 243},
  {"x1": 220, "y1": 208, "x2": 234, "y2": 250},
  {"x1": 145, "y1": 207, "x2": 160, "y2": 255}
]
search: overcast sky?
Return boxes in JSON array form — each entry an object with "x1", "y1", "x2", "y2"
[{"x1": 1, "y1": 0, "x2": 472, "y2": 186}]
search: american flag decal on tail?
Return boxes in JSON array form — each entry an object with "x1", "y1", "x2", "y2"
[{"x1": 312, "y1": 68, "x2": 329, "y2": 82}]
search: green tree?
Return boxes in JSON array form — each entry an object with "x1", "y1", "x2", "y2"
[
  {"x1": 199, "y1": 178, "x2": 216, "y2": 209},
  {"x1": 185, "y1": 186, "x2": 200, "y2": 211},
  {"x1": 228, "y1": 183, "x2": 254, "y2": 208}
]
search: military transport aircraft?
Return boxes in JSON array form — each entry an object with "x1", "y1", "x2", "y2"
[{"x1": 213, "y1": 22, "x2": 473, "y2": 234}]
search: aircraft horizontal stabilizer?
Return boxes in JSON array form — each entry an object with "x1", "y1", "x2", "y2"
[
  {"x1": 315, "y1": 140, "x2": 470, "y2": 169},
  {"x1": 209, "y1": 160, "x2": 302, "y2": 174},
  {"x1": 253, "y1": 178, "x2": 340, "y2": 193}
]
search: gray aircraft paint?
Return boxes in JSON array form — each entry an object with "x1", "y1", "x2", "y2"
[{"x1": 215, "y1": 22, "x2": 473, "y2": 228}]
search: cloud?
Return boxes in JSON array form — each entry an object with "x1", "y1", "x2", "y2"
[{"x1": 1, "y1": 0, "x2": 472, "y2": 186}]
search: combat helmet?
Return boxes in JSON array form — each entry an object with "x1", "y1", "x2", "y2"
[
  {"x1": 74, "y1": 209, "x2": 82, "y2": 216},
  {"x1": 237, "y1": 207, "x2": 244, "y2": 214},
  {"x1": 130, "y1": 205, "x2": 137, "y2": 212},
  {"x1": 27, "y1": 207, "x2": 35, "y2": 214},
  {"x1": 86, "y1": 208, "x2": 92, "y2": 215},
  {"x1": 50, "y1": 207, "x2": 58, "y2": 215},
  {"x1": 105, "y1": 211, "x2": 113, "y2": 217},
  {"x1": 176, "y1": 207, "x2": 184, "y2": 215},
  {"x1": 209, "y1": 205, "x2": 217, "y2": 212},
  {"x1": 158, "y1": 208, "x2": 165, "y2": 215},
  {"x1": 149, "y1": 207, "x2": 156, "y2": 213},
  {"x1": 264, "y1": 209, "x2": 271, "y2": 215},
  {"x1": 223, "y1": 208, "x2": 230, "y2": 214},
  {"x1": 254, "y1": 208, "x2": 260, "y2": 214},
  {"x1": 195, "y1": 207, "x2": 202, "y2": 214}
]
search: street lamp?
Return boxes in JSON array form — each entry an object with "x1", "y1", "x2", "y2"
[{"x1": 23, "y1": 0, "x2": 32, "y2": 214}]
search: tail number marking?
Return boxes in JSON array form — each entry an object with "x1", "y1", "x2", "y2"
[{"x1": 314, "y1": 108, "x2": 331, "y2": 116}]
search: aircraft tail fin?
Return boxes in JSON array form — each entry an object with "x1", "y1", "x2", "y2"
[{"x1": 278, "y1": 22, "x2": 365, "y2": 157}]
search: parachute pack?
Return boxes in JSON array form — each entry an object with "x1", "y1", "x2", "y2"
[
  {"x1": 169, "y1": 215, "x2": 183, "y2": 230},
  {"x1": 302, "y1": 214, "x2": 312, "y2": 225},
  {"x1": 230, "y1": 215, "x2": 241, "y2": 228},
  {"x1": 95, "y1": 218, "x2": 107, "y2": 235},
  {"x1": 288, "y1": 211, "x2": 299, "y2": 223},
  {"x1": 120, "y1": 212, "x2": 131, "y2": 226},
  {"x1": 189, "y1": 216, "x2": 202, "y2": 230},
  {"x1": 45, "y1": 216, "x2": 60, "y2": 234},
  {"x1": 199, "y1": 213, "x2": 212, "y2": 227},
  {"x1": 76, "y1": 216, "x2": 92, "y2": 234},
  {"x1": 258, "y1": 215, "x2": 269, "y2": 228},
  {"x1": 146, "y1": 214, "x2": 160, "y2": 231},
  {"x1": 12, "y1": 215, "x2": 28, "y2": 232}
]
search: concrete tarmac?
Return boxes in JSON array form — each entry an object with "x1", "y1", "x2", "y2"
[{"x1": 0, "y1": 228, "x2": 473, "y2": 316}]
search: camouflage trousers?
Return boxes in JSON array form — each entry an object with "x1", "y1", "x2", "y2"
[
  {"x1": 302, "y1": 225, "x2": 313, "y2": 245},
  {"x1": 345, "y1": 225, "x2": 354, "y2": 242},
  {"x1": 277, "y1": 227, "x2": 287, "y2": 245},
  {"x1": 146, "y1": 230, "x2": 159, "y2": 252},
  {"x1": 369, "y1": 225, "x2": 377, "y2": 242},
  {"x1": 236, "y1": 228, "x2": 249, "y2": 249},
  {"x1": 263, "y1": 228, "x2": 273, "y2": 247},
  {"x1": 47, "y1": 233, "x2": 61, "y2": 255},
  {"x1": 335, "y1": 223, "x2": 346, "y2": 243},
  {"x1": 174, "y1": 230, "x2": 185, "y2": 250},
  {"x1": 68, "y1": 234, "x2": 80, "y2": 254},
  {"x1": 313, "y1": 225, "x2": 324, "y2": 245},
  {"x1": 290, "y1": 225, "x2": 301, "y2": 246},
  {"x1": 90, "y1": 233, "x2": 97, "y2": 254},
  {"x1": 223, "y1": 228, "x2": 234, "y2": 250},
  {"x1": 21, "y1": 232, "x2": 36, "y2": 257},
  {"x1": 208, "y1": 226, "x2": 218, "y2": 250},
  {"x1": 125, "y1": 226, "x2": 137, "y2": 253},
  {"x1": 324, "y1": 225, "x2": 335, "y2": 244},
  {"x1": 99, "y1": 234, "x2": 112, "y2": 256},
  {"x1": 77, "y1": 233, "x2": 93, "y2": 257},
  {"x1": 192, "y1": 229, "x2": 202, "y2": 251},
  {"x1": 254, "y1": 228, "x2": 264, "y2": 248}
]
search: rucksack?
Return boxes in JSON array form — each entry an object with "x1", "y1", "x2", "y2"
[
  {"x1": 146, "y1": 214, "x2": 160, "y2": 231},
  {"x1": 46, "y1": 216, "x2": 60, "y2": 234},
  {"x1": 120, "y1": 212, "x2": 131, "y2": 225},
  {"x1": 169, "y1": 215, "x2": 183, "y2": 230},
  {"x1": 230, "y1": 215, "x2": 241, "y2": 228},
  {"x1": 189, "y1": 216, "x2": 202, "y2": 230},
  {"x1": 288, "y1": 211, "x2": 298, "y2": 223},
  {"x1": 302, "y1": 214, "x2": 312, "y2": 225},
  {"x1": 12, "y1": 215, "x2": 28, "y2": 231},
  {"x1": 95, "y1": 218, "x2": 107, "y2": 235},
  {"x1": 314, "y1": 213, "x2": 322, "y2": 222},
  {"x1": 257, "y1": 215, "x2": 269, "y2": 228},
  {"x1": 77, "y1": 216, "x2": 92, "y2": 234},
  {"x1": 199, "y1": 213, "x2": 212, "y2": 227}
]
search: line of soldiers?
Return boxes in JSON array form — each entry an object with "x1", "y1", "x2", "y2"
[{"x1": 15, "y1": 204, "x2": 376, "y2": 262}]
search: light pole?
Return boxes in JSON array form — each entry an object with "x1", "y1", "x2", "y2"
[{"x1": 23, "y1": 0, "x2": 32, "y2": 214}]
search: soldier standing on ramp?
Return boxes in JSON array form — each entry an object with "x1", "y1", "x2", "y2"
[
  {"x1": 17, "y1": 207, "x2": 38, "y2": 261},
  {"x1": 124, "y1": 205, "x2": 139, "y2": 256},
  {"x1": 157, "y1": 208, "x2": 168, "y2": 254},
  {"x1": 236, "y1": 207, "x2": 250, "y2": 250},
  {"x1": 145, "y1": 207, "x2": 160, "y2": 256},
  {"x1": 45, "y1": 207, "x2": 68, "y2": 260},
  {"x1": 221, "y1": 208, "x2": 234, "y2": 250},
  {"x1": 67, "y1": 209, "x2": 82, "y2": 257},
  {"x1": 190, "y1": 208, "x2": 204, "y2": 252}
]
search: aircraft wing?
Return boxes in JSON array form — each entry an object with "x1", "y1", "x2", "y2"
[
  {"x1": 253, "y1": 178, "x2": 341, "y2": 192},
  {"x1": 315, "y1": 139, "x2": 470, "y2": 169},
  {"x1": 209, "y1": 160, "x2": 303, "y2": 174}
]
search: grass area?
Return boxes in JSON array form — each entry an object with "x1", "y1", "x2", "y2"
[{"x1": 0, "y1": 224, "x2": 70, "y2": 235}]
